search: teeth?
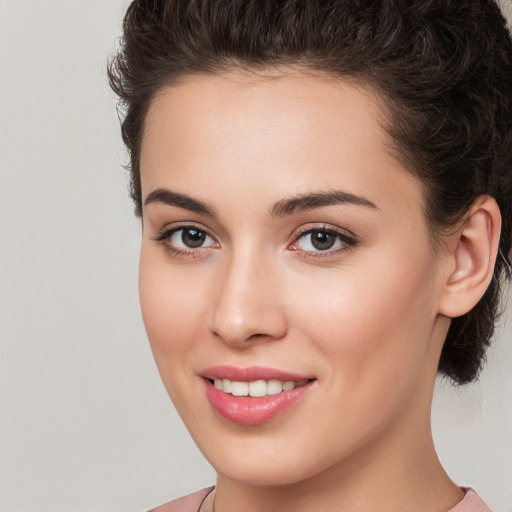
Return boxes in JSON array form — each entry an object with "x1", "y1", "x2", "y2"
[
  {"x1": 266, "y1": 379, "x2": 283, "y2": 395},
  {"x1": 282, "y1": 381, "x2": 295, "y2": 391},
  {"x1": 231, "y1": 381, "x2": 249, "y2": 396},
  {"x1": 222, "y1": 378, "x2": 232, "y2": 394},
  {"x1": 249, "y1": 380, "x2": 267, "y2": 397},
  {"x1": 211, "y1": 378, "x2": 308, "y2": 396}
]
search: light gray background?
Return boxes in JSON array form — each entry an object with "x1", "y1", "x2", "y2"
[{"x1": 0, "y1": 1, "x2": 511, "y2": 511}]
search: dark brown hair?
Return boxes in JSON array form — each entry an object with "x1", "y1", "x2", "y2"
[{"x1": 108, "y1": 0, "x2": 512, "y2": 384}]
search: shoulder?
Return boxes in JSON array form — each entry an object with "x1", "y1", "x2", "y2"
[
  {"x1": 147, "y1": 487, "x2": 215, "y2": 512},
  {"x1": 448, "y1": 488, "x2": 491, "y2": 512}
]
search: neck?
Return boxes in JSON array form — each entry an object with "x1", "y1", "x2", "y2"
[{"x1": 213, "y1": 416, "x2": 462, "y2": 512}]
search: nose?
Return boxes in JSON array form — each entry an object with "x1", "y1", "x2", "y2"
[{"x1": 207, "y1": 251, "x2": 288, "y2": 348}]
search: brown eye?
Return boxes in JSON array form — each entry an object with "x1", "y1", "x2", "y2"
[
  {"x1": 159, "y1": 226, "x2": 217, "y2": 251},
  {"x1": 180, "y1": 228, "x2": 207, "y2": 248},
  {"x1": 309, "y1": 231, "x2": 337, "y2": 250},
  {"x1": 296, "y1": 229, "x2": 343, "y2": 252},
  {"x1": 290, "y1": 227, "x2": 357, "y2": 256}
]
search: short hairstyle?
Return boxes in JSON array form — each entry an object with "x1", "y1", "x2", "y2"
[{"x1": 108, "y1": 0, "x2": 512, "y2": 384}]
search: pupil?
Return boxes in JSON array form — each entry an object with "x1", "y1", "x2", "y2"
[
  {"x1": 182, "y1": 228, "x2": 206, "y2": 248},
  {"x1": 311, "y1": 231, "x2": 335, "y2": 250}
]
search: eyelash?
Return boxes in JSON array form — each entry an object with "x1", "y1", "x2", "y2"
[{"x1": 152, "y1": 224, "x2": 358, "y2": 259}]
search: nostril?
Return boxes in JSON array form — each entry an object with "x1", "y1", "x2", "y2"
[{"x1": 248, "y1": 333, "x2": 264, "y2": 341}]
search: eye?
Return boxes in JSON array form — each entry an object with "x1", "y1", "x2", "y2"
[
  {"x1": 289, "y1": 227, "x2": 357, "y2": 255},
  {"x1": 153, "y1": 225, "x2": 219, "y2": 256},
  {"x1": 169, "y1": 227, "x2": 213, "y2": 249},
  {"x1": 298, "y1": 230, "x2": 340, "y2": 251}
]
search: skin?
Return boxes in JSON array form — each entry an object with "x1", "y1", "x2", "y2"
[{"x1": 137, "y1": 71, "x2": 492, "y2": 511}]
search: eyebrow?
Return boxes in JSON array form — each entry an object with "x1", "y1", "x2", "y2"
[
  {"x1": 144, "y1": 188, "x2": 378, "y2": 219},
  {"x1": 144, "y1": 188, "x2": 217, "y2": 216},
  {"x1": 270, "y1": 190, "x2": 378, "y2": 218}
]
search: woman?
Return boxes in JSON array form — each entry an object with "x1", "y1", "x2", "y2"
[{"x1": 108, "y1": 1, "x2": 512, "y2": 511}]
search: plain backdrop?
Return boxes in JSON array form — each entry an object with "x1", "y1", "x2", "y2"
[{"x1": 0, "y1": 1, "x2": 511, "y2": 511}]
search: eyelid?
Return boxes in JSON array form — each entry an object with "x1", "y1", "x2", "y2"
[
  {"x1": 293, "y1": 223, "x2": 357, "y2": 240},
  {"x1": 152, "y1": 221, "x2": 216, "y2": 242}
]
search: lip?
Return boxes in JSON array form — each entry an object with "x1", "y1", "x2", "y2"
[
  {"x1": 201, "y1": 365, "x2": 314, "y2": 382},
  {"x1": 201, "y1": 366, "x2": 316, "y2": 426}
]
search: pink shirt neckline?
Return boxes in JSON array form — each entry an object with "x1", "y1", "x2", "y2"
[
  {"x1": 148, "y1": 486, "x2": 491, "y2": 512},
  {"x1": 449, "y1": 488, "x2": 491, "y2": 512}
]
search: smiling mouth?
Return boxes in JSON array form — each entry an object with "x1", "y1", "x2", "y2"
[
  {"x1": 201, "y1": 366, "x2": 317, "y2": 424},
  {"x1": 209, "y1": 378, "x2": 312, "y2": 397}
]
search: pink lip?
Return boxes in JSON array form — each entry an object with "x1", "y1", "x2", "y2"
[
  {"x1": 201, "y1": 366, "x2": 316, "y2": 426},
  {"x1": 201, "y1": 365, "x2": 314, "y2": 382}
]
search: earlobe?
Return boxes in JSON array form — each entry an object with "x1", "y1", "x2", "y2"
[{"x1": 439, "y1": 196, "x2": 501, "y2": 318}]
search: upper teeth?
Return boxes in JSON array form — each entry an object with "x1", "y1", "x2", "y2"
[{"x1": 213, "y1": 378, "x2": 307, "y2": 397}]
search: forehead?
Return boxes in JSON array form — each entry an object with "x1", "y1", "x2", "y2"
[
  {"x1": 143, "y1": 70, "x2": 388, "y2": 164},
  {"x1": 140, "y1": 70, "x2": 425, "y2": 224}
]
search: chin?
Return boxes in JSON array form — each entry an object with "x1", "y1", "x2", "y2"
[
  {"x1": 197, "y1": 433, "x2": 342, "y2": 488},
  {"x1": 215, "y1": 459, "x2": 318, "y2": 487}
]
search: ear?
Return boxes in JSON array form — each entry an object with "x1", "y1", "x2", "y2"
[{"x1": 438, "y1": 196, "x2": 501, "y2": 318}]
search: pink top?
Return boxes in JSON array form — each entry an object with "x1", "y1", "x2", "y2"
[
  {"x1": 147, "y1": 486, "x2": 491, "y2": 512},
  {"x1": 147, "y1": 487, "x2": 214, "y2": 512}
]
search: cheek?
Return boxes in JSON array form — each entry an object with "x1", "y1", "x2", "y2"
[
  {"x1": 294, "y1": 246, "x2": 437, "y2": 388},
  {"x1": 138, "y1": 246, "x2": 207, "y2": 365},
  {"x1": 138, "y1": 246, "x2": 216, "y2": 415},
  {"x1": 276, "y1": 252, "x2": 439, "y2": 466}
]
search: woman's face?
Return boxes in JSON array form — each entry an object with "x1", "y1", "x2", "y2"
[{"x1": 139, "y1": 71, "x2": 451, "y2": 486}]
